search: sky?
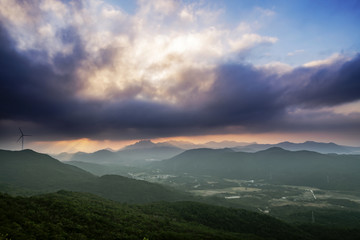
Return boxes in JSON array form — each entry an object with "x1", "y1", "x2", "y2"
[{"x1": 0, "y1": 0, "x2": 359, "y2": 153}]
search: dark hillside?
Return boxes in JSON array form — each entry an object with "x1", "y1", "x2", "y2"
[
  {"x1": 153, "y1": 148, "x2": 360, "y2": 190},
  {"x1": 0, "y1": 150, "x2": 95, "y2": 191},
  {"x1": 0, "y1": 150, "x2": 189, "y2": 203}
]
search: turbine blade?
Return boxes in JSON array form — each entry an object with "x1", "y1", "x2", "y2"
[
  {"x1": 17, "y1": 136, "x2": 23, "y2": 142},
  {"x1": 19, "y1": 128, "x2": 24, "y2": 136}
]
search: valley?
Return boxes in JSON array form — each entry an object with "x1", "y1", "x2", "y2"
[
  {"x1": 1, "y1": 142, "x2": 360, "y2": 239},
  {"x1": 65, "y1": 143, "x2": 360, "y2": 226},
  {"x1": 117, "y1": 169, "x2": 360, "y2": 224}
]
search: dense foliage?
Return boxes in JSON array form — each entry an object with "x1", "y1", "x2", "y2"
[
  {"x1": 1, "y1": 191, "x2": 360, "y2": 240},
  {"x1": 270, "y1": 205, "x2": 360, "y2": 227},
  {"x1": 0, "y1": 191, "x2": 304, "y2": 240}
]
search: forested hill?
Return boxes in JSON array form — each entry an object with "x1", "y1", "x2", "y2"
[
  {"x1": 0, "y1": 149, "x2": 188, "y2": 203},
  {"x1": 0, "y1": 190, "x2": 314, "y2": 240},
  {"x1": 152, "y1": 147, "x2": 360, "y2": 190},
  {"x1": 0, "y1": 149, "x2": 95, "y2": 191}
]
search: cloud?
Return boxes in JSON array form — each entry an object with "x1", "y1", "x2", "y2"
[
  {"x1": 0, "y1": 0, "x2": 279, "y2": 104},
  {"x1": 285, "y1": 54, "x2": 360, "y2": 107},
  {"x1": 256, "y1": 62, "x2": 293, "y2": 76},
  {"x1": 0, "y1": 0, "x2": 359, "y2": 144},
  {"x1": 228, "y1": 33, "x2": 278, "y2": 53},
  {"x1": 302, "y1": 53, "x2": 347, "y2": 67},
  {"x1": 282, "y1": 108, "x2": 360, "y2": 135},
  {"x1": 254, "y1": 7, "x2": 276, "y2": 17},
  {"x1": 137, "y1": 0, "x2": 177, "y2": 16},
  {"x1": 287, "y1": 49, "x2": 304, "y2": 56}
]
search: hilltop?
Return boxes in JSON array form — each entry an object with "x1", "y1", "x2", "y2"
[{"x1": 0, "y1": 149, "x2": 189, "y2": 203}]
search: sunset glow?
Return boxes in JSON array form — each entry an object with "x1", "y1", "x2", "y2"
[{"x1": 0, "y1": 0, "x2": 359, "y2": 153}]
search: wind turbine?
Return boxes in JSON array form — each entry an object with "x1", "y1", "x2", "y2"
[{"x1": 17, "y1": 128, "x2": 31, "y2": 150}]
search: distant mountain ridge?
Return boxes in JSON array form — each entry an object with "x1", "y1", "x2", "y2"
[
  {"x1": 123, "y1": 139, "x2": 174, "y2": 150},
  {"x1": 62, "y1": 140, "x2": 184, "y2": 165},
  {"x1": 52, "y1": 140, "x2": 360, "y2": 163},
  {"x1": 234, "y1": 141, "x2": 360, "y2": 154},
  {"x1": 158, "y1": 140, "x2": 360, "y2": 153},
  {"x1": 166, "y1": 140, "x2": 254, "y2": 149}
]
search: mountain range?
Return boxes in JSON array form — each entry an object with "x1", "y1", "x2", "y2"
[
  {"x1": 163, "y1": 140, "x2": 360, "y2": 154},
  {"x1": 151, "y1": 147, "x2": 360, "y2": 190},
  {"x1": 53, "y1": 140, "x2": 360, "y2": 165},
  {"x1": 55, "y1": 140, "x2": 184, "y2": 165},
  {"x1": 233, "y1": 141, "x2": 360, "y2": 154},
  {"x1": 2, "y1": 148, "x2": 360, "y2": 240}
]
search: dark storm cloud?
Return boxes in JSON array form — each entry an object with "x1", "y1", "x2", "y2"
[
  {"x1": 0, "y1": 19, "x2": 188, "y2": 140},
  {"x1": 200, "y1": 64, "x2": 285, "y2": 127},
  {"x1": 285, "y1": 54, "x2": 360, "y2": 108},
  {"x1": 1, "y1": 18, "x2": 360, "y2": 142},
  {"x1": 0, "y1": 24, "x2": 86, "y2": 137}
]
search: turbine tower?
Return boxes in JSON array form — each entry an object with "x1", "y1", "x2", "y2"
[{"x1": 17, "y1": 128, "x2": 31, "y2": 150}]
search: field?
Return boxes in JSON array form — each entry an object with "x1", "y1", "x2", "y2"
[{"x1": 124, "y1": 170, "x2": 360, "y2": 224}]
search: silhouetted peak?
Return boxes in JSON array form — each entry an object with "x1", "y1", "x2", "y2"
[
  {"x1": 94, "y1": 149, "x2": 113, "y2": 154},
  {"x1": 21, "y1": 149, "x2": 37, "y2": 153},
  {"x1": 124, "y1": 139, "x2": 156, "y2": 150},
  {"x1": 303, "y1": 141, "x2": 339, "y2": 147},
  {"x1": 258, "y1": 147, "x2": 287, "y2": 153},
  {"x1": 180, "y1": 148, "x2": 234, "y2": 156},
  {"x1": 303, "y1": 141, "x2": 327, "y2": 145}
]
